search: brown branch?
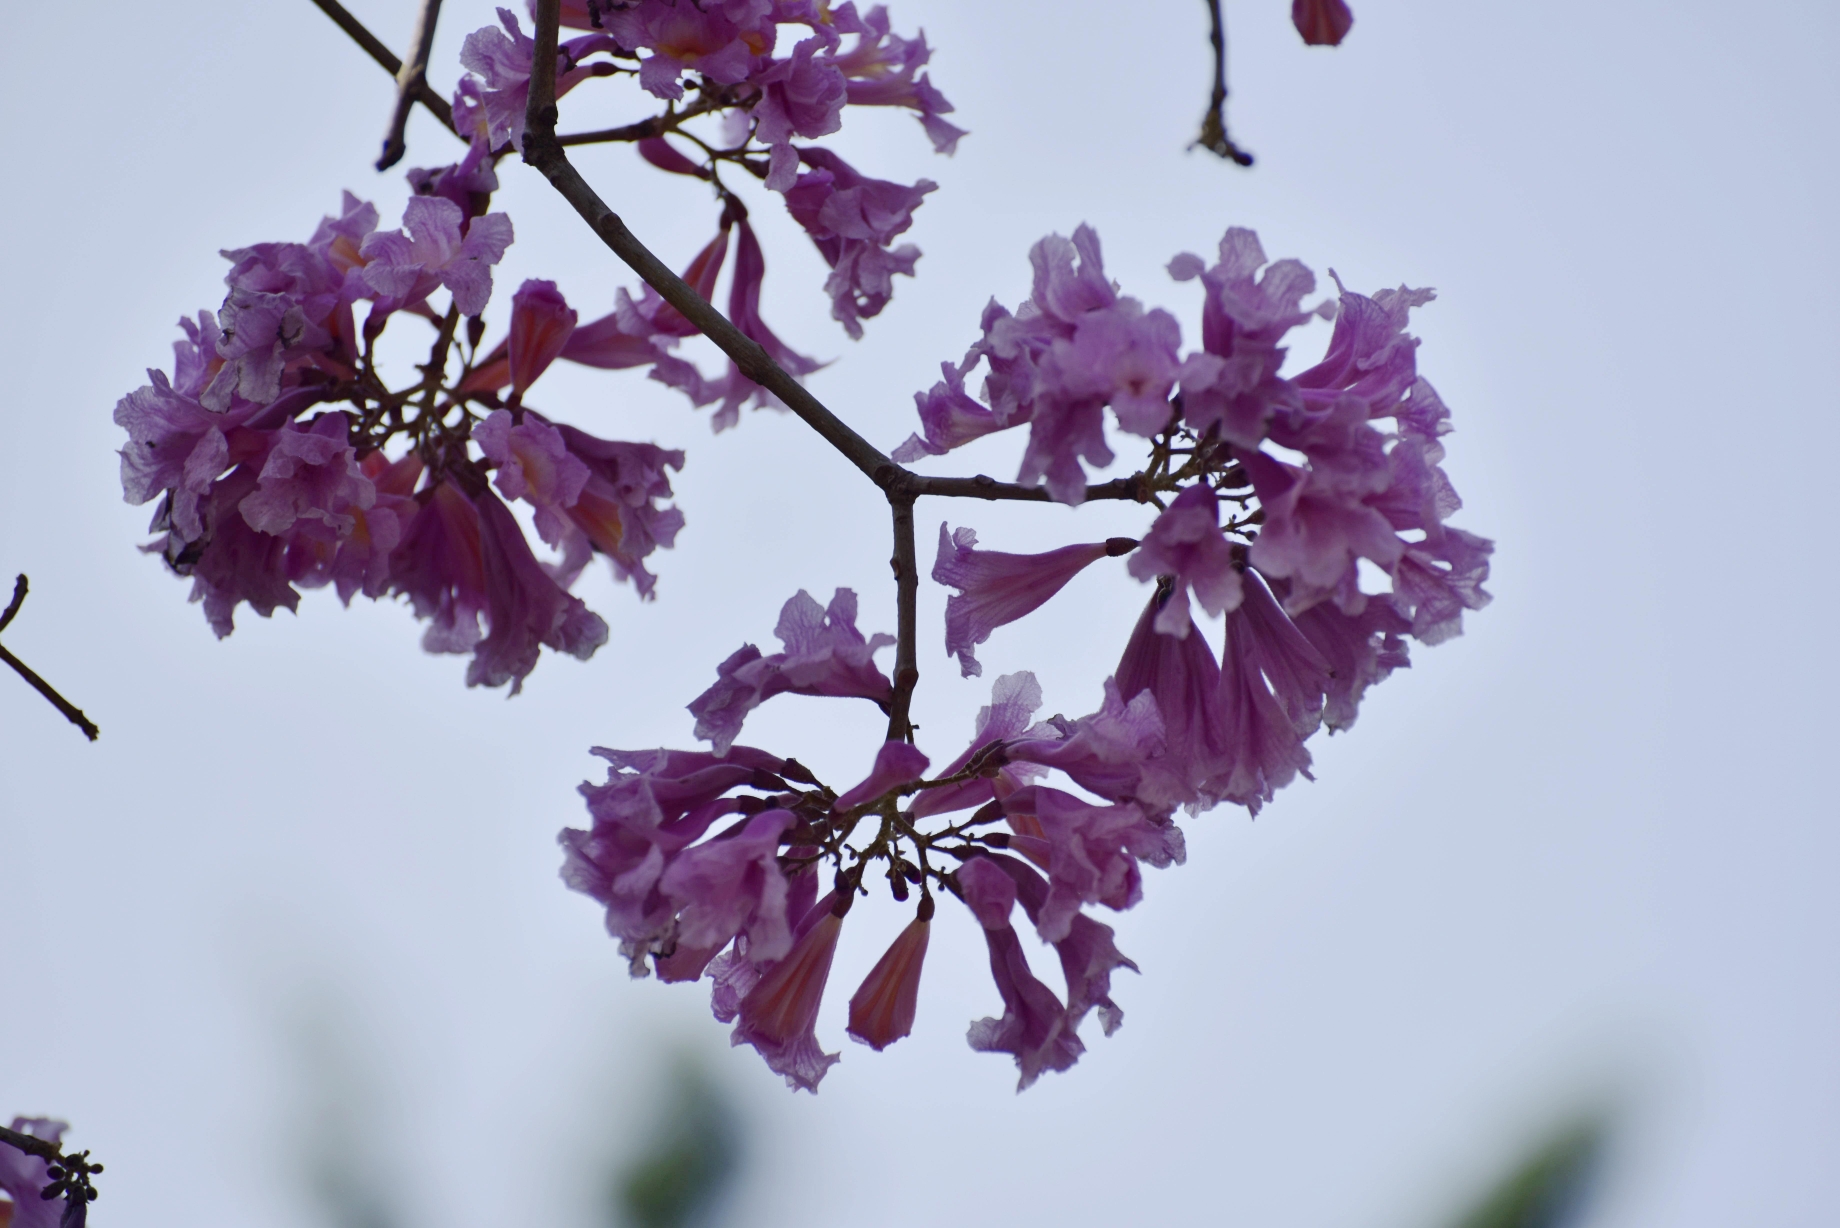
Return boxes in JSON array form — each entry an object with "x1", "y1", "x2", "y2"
[
  {"x1": 909, "y1": 474, "x2": 1150, "y2": 503},
  {"x1": 886, "y1": 496, "x2": 919, "y2": 743},
  {"x1": 309, "y1": 0, "x2": 457, "y2": 138},
  {"x1": 377, "y1": 0, "x2": 446, "y2": 170},
  {"x1": 0, "y1": 576, "x2": 100, "y2": 742},
  {"x1": 1193, "y1": 0, "x2": 1254, "y2": 166},
  {"x1": 0, "y1": 1124, "x2": 59, "y2": 1164}
]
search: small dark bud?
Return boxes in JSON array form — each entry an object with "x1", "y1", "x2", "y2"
[
  {"x1": 903, "y1": 863, "x2": 924, "y2": 884},
  {"x1": 968, "y1": 799, "x2": 1005, "y2": 827},
  {"x1": 890, "y1": 872, "x2": 910, "y2": 901},
  {"x1": 1104, "y1": 536, "x2": 1140, "y2": 557},
  {"x1": 779, "y1": 757, "x2": 820, "y2": 786},
  {"x1": 45, "y1": 1167, "x2": 64, "y2": 1181},
  {"x1": 980, "y1": 831, "x2": 1011, "y2": 848},
  {"x1": 917, "y1": 893, "x2": 936, "y2": 922},
  {"x1": 466, "y1": 315, "x2": 487, "y2": 348}
]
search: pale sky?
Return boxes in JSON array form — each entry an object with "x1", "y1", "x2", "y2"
[{"x1": 3, "y1": 3, "x2": 1837, "y2": 1226}]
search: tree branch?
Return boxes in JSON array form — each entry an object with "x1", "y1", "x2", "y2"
[
  {"x1": 0, "y1": 1124, "x2": 59, "y2": 1164},
  {"x1": 520, "y1": 0, "x2": 899, "y2": 489},
  {"x1": 309, "y1": 0, "x2": 457, "y2": 137},
  {"x1": 1194, "y1": 0, "x2": 1254, "y2": 166},
  {"x1": 0, "y1": 576, "x2": 99, "y2": 742},
  {"x1": 908, "y1": 474, "x2": 1150, "y2": 503},
  {"x1": 886, "y1": 496, "x2": 919, "y2": 742},
  {"x1": 377, "y1": 0, "x2": 446, "y2": 170}
]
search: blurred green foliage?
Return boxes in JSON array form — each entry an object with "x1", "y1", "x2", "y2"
[
  {"x1": 615, "y1": 1062, "x2": 741, "y2": 1228},
  {"x1": 1449, "y1": 1117, "x2": 1606, "y2": 1228}
]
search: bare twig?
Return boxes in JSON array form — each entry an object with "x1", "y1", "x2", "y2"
[
  {"x1": 1194, "y1": 0, "x2": 1254, "y2": 166},
  {"x1": 377, "y1": 0, "x2": 446, "y2": 170},
  {"x1": 0, "y1": 576, "x2": 99, "y2": 742},
  {"x1": 308, "y1": 0, "x2": 457, "y2": 137},
  {"x1": 886, "y1": 496, "x2": 919, "y2": 742},
  {"x1": 909, "y1": 474, "x2": 1149, "y2": 503}
]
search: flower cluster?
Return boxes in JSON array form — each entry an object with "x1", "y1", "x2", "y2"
[
  {"x1": 559, "y1": 223, "x2": 1490, "y2": 1091},
  {"x1": 111, "y1": 171, "x2": 699, "y2": 691},
  {"x1": 458, "y1": 0, "x2": 958, "y2": 425},
  {"x1": 115, "y1": 0, "x2": 961, "y2": 689}
]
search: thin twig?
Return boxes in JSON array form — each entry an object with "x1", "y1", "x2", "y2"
[
  {"x1": 0, "y1": 576, "x2": 99, "y2": 742},
  {"x1": 0, "y1": 1124, "x2": 59, "y2": 1164},
  {"x1": 0, "y1": 573, "x2": 25, "y2": 633},
  {"x1": 909, "y1": 474, "x2": 1149, "y2": 503},
  {"x1": 377, "y1": 0, "x2": 446, "y2": 170},
  {"x1": 886, "y1": 495, "x2": 919, "y2": 743},
  {"x1": 309, "y1": 0, "x2": 457, "y2": 136},
  {"x1": 1193, "y1": 0, "x2": 1254, "y2": 166}
]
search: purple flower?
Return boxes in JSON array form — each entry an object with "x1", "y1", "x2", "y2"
[
  {"x1": 0, "y1": 1118, "x2": 67, "y2": 1228},
  {"x1": 1007, "y1": 676, "x2": 1168, "y2": 808},
  {"x1": 933, "y1": 524, "x2": 1118, "y2": 676},
  {"x1": 1125, "y1": 484, "x2": 1243, "y2": 635},
  {"x1": 689, "y1": 589, "x2": 895, "y2": 753},
  {"x1": 1215, "y1": 589, "x2": 1316, "y2": 813},
  {"x1": 238, "y1": 413, "x2": 374, "y2": 543},
  {"x1": 783, "y1": 147, "x2": 933, "y2": 338},
  {"x1": 1111, "y1": 591, "x2": 1229, "y2": 811},
  {"x1": 906, "y1": 225, "x2": 1180, "y2": 504},
  {"x1": 700, "y1": 217, "x2": 823, "y2": 431},
  {"x1": 1235, "y1": 567, "x2": 1334, "y2": 737},
  {"x1": 659, "y1": 808, "x2": 800, "y2": 961},
  {"x1": 467, "y1": 487, "x2": 610, "y2": 692},
  {"x1": 1241, "y1": 445, "x2": 1402, "y2": 614},
  {"x1": 833, "y1": 740, "x2": 930, "y2": 811},
  {"x1": 360, "y1": 196, "x2": 515, "y2": 317},
  {"x1": 890, "y1": 358, "x2": 1003, "y2": 461},
  {"x1": 731, "y1": 893, "x2": 845, "y2": 1091},
  {"x1": 1168, "y1": 228, "x2": 1321, "y2": 448},
  {"x1": 386, "y1": 480, "x2": 490, "y2": 655},
  {"x1": 559, "y1": 744, "x2": 800, "y2": 972},
  {"x1": 753, "y1": 38, "x2": 849, "y2": 190},
  {"x1": 847, "y1": 915, "x2": 930, "y2": 1050},
  {"x1": 984, "y1": 853, "x2": 1138, "y2": 1037},
  {"x1": 1003, "y1": 785, "x2": 1183, "y2": 942},
  {"x1": 507, "y1": 279, "x2": 578, "y2": 395},
  {"x1": 206, "y1": 241, "x2": 341, "y2": 411},
  {"x1": 909, "y1": 670, "x2": 1046, "y2": 821},
  {"x1": 473, "y1": 410, "x2": 590, "y2": 517},
  {"x1": 957, "y1": 856, "x2": 1084, "y2": 1089},
  {"x1": 546, "y1": 423, "x2": 686, "y2": 597},
  {"x1": 460, "y1": 8, "x2": 624, "y2": 149},
  {"x1": 1286, "y1": 583, "x2": 1411, "y2": 732},
  {"x1": 1389, "y1": 527, "x2": 1494, "y2": 645},
  {"x1": 597, "y1": 1, "x2": 765, "y2": 102},
  {"x1": 833, "y1": 6, "x2": 967, "y2": 153}
]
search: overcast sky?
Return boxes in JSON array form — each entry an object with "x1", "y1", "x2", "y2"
[{"x1": 3, "y1": 2, "x2": 1837, "y2": 1226}]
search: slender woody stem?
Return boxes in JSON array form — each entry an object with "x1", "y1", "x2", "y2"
[
  {"x1": 887, "y1": 495, "x2": 919, "y2": 742},
  {"x1": 309, "y1": 0, "x2": 457, "y2": 136},
  {"x1": 0, "y1": 1124, "x2": 58, "y2": 1163},
  {"x1": 377, "y1": 0, "x2": 445, "y2": 170},
  {"x1": 1194, "y1": 0, "x2": 1254, "y2": 166},
  {"x1": 0, "y1": 576, "x2": 99, "y2": 742}
]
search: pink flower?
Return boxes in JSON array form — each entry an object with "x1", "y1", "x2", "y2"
[
  {"x1": 847, "y1": 915, "x2": 930, "y2": 1050},
  {"x1": 689, "y1": 589, "x2": 894, "y2": 754},
  {"x1": 834, "y1": 740, "x2": 930, "y2": 812},
  {"x1": 507, "y1": 279, "x2": 578, "y2": 396},
  {"x1": 933, "y1": 524, "x2": 1124, "y2": 677},
  {"x1": 1126, "y1": 484, "x2": 1243, "y2": 636},
  {"x1": 731, "y1": 894, "x2": 845, "y2": 1092},
  {"x1": 957, "y1": 857, "x2": 1083, "y2": 1089}
]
